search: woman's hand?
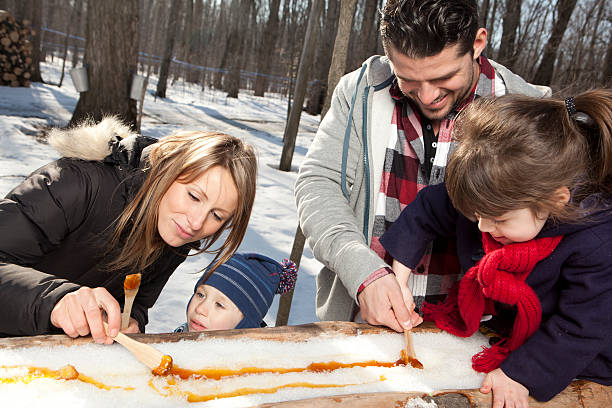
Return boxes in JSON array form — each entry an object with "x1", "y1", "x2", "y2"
[
  {"x1": 392, "y1": 259, "x2": 423, "y2": 329},
  {"x1": 480, "y1": 368, "x2": 530, "y2": 408},
  {"x1": 50, "y1": 287, "x2": 122, "y2": 344}
]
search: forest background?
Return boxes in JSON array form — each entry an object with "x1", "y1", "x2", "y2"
[{"x1": 3, "y1": 0, "x2": 611, "y2": 116}]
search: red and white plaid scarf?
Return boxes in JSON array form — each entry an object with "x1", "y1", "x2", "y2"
[
  {"x1": 370, "y1": 57, "x2": 498, "y2": 309},
  {"x1": 422, "y1": 232, "x2": 563, "y2": 373}
]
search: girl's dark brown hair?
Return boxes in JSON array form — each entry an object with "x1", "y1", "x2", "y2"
[
  {"x1": 107, "y1": 130, "x2": 257, "y2": 275},
  {"x1": 446, "y1": 89, "x2": 612, "y2": 223}
]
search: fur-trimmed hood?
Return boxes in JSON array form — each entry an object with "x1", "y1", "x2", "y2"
[{"x1": 48, "y1": 117, "x2": 136, "y2": 161}]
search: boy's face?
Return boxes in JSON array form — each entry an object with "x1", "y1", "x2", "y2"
[
  {"x1": 475, "y1": 208, "x2": 548, "y2": 245},
  {"x1": 187, "y1": 284, "x2": 244, "y2": 331}
]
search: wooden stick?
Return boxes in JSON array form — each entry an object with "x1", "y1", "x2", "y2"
[
  {"x1": 403, "y1": 329, "x2": 423, "y2": 369},
  {"x1": 102, "y1": 322, "x2": 172, "y2": 375},
  {"x1": 404, "y1": 329, "x2": 416, "y2": 357},
  {"x1": 121, "y1": 273, "x2": 141, "y2": 330}
]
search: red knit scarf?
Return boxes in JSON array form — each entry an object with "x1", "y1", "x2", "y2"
[{"x1": 422, "y1": 232, "x2": 563, "y2": 373}]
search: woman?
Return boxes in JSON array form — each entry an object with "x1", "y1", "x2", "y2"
[{"x1": 0, "y1": 117, "x2": 257, "y2": 344}]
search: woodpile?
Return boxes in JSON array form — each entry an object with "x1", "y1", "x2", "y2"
[{"x1": 0, "y1": 9, "x2": 34, "y2": 87}]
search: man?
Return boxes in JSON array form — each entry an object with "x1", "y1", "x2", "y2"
[{"x1": 295, "y1": 0, "x2": 550, "y2": 332}]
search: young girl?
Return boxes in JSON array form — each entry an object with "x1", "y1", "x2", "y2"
[
  {"x1": 0, "y1": 117, "x2": 257, "y2": 343},
  {"x1": 380, "y1": 90, "x2": 612, "y2": 406},
  {"x1": 175, "y1": 253, "x2": 297, "y2": 332}
]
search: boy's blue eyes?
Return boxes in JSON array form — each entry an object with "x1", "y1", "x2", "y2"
[{"x1": 195, "y1": 292, "x2": 226, "y2": 308}]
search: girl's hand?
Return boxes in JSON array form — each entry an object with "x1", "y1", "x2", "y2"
[
  {"x1": 392, "y1": 259, "x2": 423, "y2": 329},
  {"x1": 480, "y1": 368, "x2": 530, "y2": 408},
  {"x1": 122, "y1": 317, "x2": 140, "y2": 334},
  {"x1": 50, "y1": 287, "x2": 122, "y2": 344}
]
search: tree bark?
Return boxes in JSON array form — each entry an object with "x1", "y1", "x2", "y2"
[
  {"x1": 224, "y1": 0, "x2": 251, "y2": 98},
  {"x1": 253, "y1": 0, "x2": 281, "y2": 97},
  {"x1": 479, "y1": 0, "x2": 491, "y2": 29},
  {"x1": 321, "y1": 0, "x2": 357, "y2": 118},
  {"x1": 532, "y1": 0, "x2": 578, "y2": 86},
  {"x1": 604, "y1": 25, "x2": 612, "y2": 86},
  {"x1": 279, "y1": 0, "x2": 323, "y2": 171},
  {"x1": 28, "y1": 0, "x2": 43, "y2": 82},
  {"x1": 155, "y1": 0, "x2": 181, "y2": 98},
  {"x1": 496, "y1": 0, "x2": 522, "y2": 70},
  {"x1": 69, "y1": 0, "x2": 139, "y2": 128},
  {"x1": 354, "y1": 0, "x2": 380, "y2": 66},
  {"x1": 70, "y1": 0, "x2": 83, "y2": 68}
]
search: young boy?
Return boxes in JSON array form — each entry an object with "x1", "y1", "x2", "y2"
[{"x1": 175, "y1": 253, "x2": 297, "y2": 332}]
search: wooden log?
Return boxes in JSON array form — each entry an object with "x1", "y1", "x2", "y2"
[
  {"x1": 256, "y1": 381, "x2": 612, "y2": 408},
  {"x1": 0, "y1": 321, "x2": 440, "y2": 349},
  {"x1": 0, "y1": 321, "x2": 609, "y2": 406},
  {"x1": 0, "y1": 36, "x2": 10, "y2": 47}
]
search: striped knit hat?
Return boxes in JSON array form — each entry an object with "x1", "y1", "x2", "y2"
[{"x1": 191, "y1": 253, "x2": 298, "y2": 329}]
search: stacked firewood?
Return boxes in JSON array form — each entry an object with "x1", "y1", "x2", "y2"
[{"x1": 0, "y1": 10, "x2": 34, "y2": 87}]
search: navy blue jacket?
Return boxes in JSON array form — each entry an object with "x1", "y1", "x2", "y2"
[{"x1": 380, "y1": 183, "x2": 612, "y2": 401}]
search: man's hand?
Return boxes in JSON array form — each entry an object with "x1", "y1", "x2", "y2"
[
  {"x1": 50, "y1": 287, "x2": 122, "y2": 344},
  {"x1": 358, "y1": 273, "x2": 419, "y2": 332},
  {"x1": 480, "y1": 368, "x2": 530, "y2": 408}
]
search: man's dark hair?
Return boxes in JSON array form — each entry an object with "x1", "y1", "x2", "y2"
[{"x1": 380, "y1": 0, "x2": 480, "y2": 59}]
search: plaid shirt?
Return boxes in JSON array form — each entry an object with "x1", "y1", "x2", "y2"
[{"x1": 364, "y1": 56, "x2": 500, "y2": 311}]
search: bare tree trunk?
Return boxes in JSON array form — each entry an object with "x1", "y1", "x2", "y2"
[
  {"x1": 29, "y1": 0, "x2": 43, "y2": 82},
  {"x1": 354, "y1": 0, "x2": 378, "y2": 68},
  {"x1": 276, "y1": 0, "x2": 357, "y2": 326},
  {"x1": 187, "y1": 0, "x2": 203, "y2": 83},
  {"x1": 70, "y1": 0, "x2": 83, "y2": 68},
  {"x1": 532, "y1": 0, "x2": 577, "y2": 85},
  {"x1": 69, "y1": 0, "x2": 139, "y2": 128},
  {"x1": 584, "y1": 0, "x2": 606, "y2": 84},
  {"x1": 279, "y1": 0, "x2": 323, "y2": 171},
  {"x1": 480, "y1": 0, "x2": 491, "y2": 28},
  {"x1": 155, "y1": 0, "x2": 181, "y2": 98},
  {"x1": 253, "y1": 0, "x2": 281, "y2": 97},
  {"x1": 57, "y1": 0, "x2": 76, "y2": 87},
  {"x1": 496, "y1": 0, "x2": 522, "y2": 69},
  {"x1": 604, "y1": 25, "x2": 612, "y2": 85},
  {"x1": 321, "y1": 0, "x2": 357, "y2": 118},
  {"x1": 485, "y1": 0, "x2": 499, "y2": 57},
  {"x1": 224, "y1": 0, "x2": 251, "y2": 98}
]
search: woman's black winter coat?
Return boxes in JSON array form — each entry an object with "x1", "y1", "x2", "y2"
[{"x1": 0, "y1": 135, "x2": 190, "y2": 336}]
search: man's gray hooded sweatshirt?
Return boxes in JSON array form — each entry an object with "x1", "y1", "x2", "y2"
[{"x1": 295, "y1": 55, "x2": 551, "y2": 322}]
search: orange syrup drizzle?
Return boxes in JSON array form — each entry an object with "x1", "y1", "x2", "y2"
[
  {"x1": 123, "y1": 273, "x2": 141, "y2": 290},
  {"x1": 150, "y1": 374, "x2": 389, "y2": 402},
  {"x1": 0, "y1": 364, "x2": 134, "y2": 391},
  {"x1": 0, "y1": 356, "x2": 412, "y2": 402},
  {"x1": 400, "y1": 349, "x2": 424, "y2": 369},
  {"x1": 152, "y1": 354, "x2": 173, "y2": 376},
  {"x1": 164, "y1": 358, "x2": 408, "y2": 381}
]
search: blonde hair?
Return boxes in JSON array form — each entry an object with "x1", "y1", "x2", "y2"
[
  {"x1": 107, "y1": 130, "x2": 257, "y2": 274},
  {"x1": 446, "y1": 89, "x2": 612, "y2": 223}
]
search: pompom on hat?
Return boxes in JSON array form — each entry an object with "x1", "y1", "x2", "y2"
[{"x1": 190, "y1": 253, "x2": 297, "y2": 329}]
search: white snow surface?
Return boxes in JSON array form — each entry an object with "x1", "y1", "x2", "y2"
[{"x1": 0, "y1": 331, "x2": 487, "y2": 407}]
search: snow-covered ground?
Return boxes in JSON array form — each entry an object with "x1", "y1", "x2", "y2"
[{"x1": 0, "y1": 59, "x2": 322, "y2": 332}]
